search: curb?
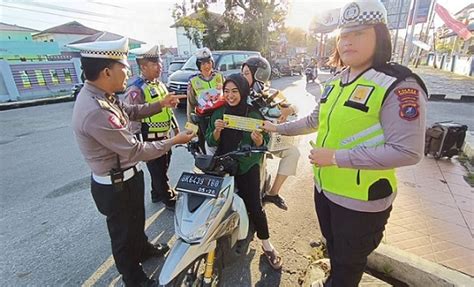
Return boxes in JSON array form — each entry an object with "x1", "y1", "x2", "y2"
[
  {"x1": 428, "y1": 94, "x2": 474, "y2": 103},
  {"x1": 367, "y1": 243, "x2": 473, "y2": 287},
  {"x1": 0, "y1": 95, "x2": 74, "y2": 111}
]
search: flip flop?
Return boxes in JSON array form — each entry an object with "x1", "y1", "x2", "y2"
[{"x1": 262, "y1": 246, "x2": 283, "y2": 270}]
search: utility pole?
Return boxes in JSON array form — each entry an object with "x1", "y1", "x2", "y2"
[
  {"x1": 403, "y1": 0, "x2": 421, "y2": 66},
  {"x1": 415, "y1": 0, "x2": 436, "y2": 68},
  {"x1": 393, "y1": 0, "x2": 405, "y2": 62}
]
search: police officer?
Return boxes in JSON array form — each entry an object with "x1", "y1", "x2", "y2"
[
  {"x1": 242, "y1": 56, "x2": 300, "y2": 211},
  {"x1": 186, "y1": 47, "x2": 225, "y2": 154},
  {"x1": 262, "y1": 0, "x2": 428, "y2": 286},
  {"x1": 125, "y1": 45, "x2": 179, "y2": 209},
  {"x1": 69, "y1": 38, "x2": 194, "y2": 287}
]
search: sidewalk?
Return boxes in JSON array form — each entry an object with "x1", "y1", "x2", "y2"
[
  {"x1": 385, "y1": 156, "x2": 474, "y2": 276},
  {"x1": 411, "y1": 66, "x2": 474, "y2": 101}
]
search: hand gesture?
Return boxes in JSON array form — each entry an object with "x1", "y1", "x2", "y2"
[
  {"x1": 261, "y1": 120, "x2": 277, "y2": 133},
  {"x1": 278, "y1": 106, "x2": 293, "y2": 123},
  {"x1": 309, "y1": 148, "x2": 336, "y2": 167},
  {"x1": 172, "y1": 130, "x2": 195, "y2": 145},
  {"x1": 214, "y1": 119, "x2": 226, "y2": 133},
  {"x1": 161, "y1": 93, "x2": 186, "y2": 108},
  {"x1": 251, "y1": 130, "x2": 264, "y2": 147}
]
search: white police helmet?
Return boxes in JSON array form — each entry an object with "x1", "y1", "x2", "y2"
[
  {"x1": 339, "y1": 0, "x2": 388, "y2": 34},
  {"x1": 195, "y1": 47, "x2": 213, "y2": 70}
]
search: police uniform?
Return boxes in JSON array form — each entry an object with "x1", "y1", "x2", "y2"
[
  {"x1": 69, "y1": 38, "x2": 170, "y2": 286},
  {"x1": 125, "y1": 45, "x2": 179, "y2": 205},
  {"x1": 275, "y1": 1, "x2": 428, "y2": 286},
  {"x1": 186, "y1": 70, "x2": 224, "y2": 154}
]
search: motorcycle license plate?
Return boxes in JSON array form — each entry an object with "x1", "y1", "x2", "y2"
[{"x1": 176, "y1": 172, "x2": 224, "y2": 198}]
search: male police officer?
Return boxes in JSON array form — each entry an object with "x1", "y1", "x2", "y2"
[
  {"x1": 187, "y1": 47, "x2": 224, "y2": 154},
  {"x1": 125, "y1": 45, "x2": 179, "y2": 209},
  {"x1": 70, "y1": 38, "x2": 194, "y2": 287}
]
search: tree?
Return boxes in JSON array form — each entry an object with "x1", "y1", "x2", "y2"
[{"x1": 172, "y1": 0, "x2": 287, "y2": 54}]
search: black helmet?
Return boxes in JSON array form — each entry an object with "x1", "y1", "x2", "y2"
[
  {"x1": 243, "y1": 56, "x2": 271, "y2": 84},
  {"x1": 195, "y1": 47, "x2": 213, "y2": 71}
]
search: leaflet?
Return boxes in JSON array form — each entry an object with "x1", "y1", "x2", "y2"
[{"x1": 223, "y1": 114, "x2": 263, "y2": 132}]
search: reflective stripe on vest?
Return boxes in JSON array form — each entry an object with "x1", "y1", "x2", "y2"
[
  {"x1": 313, "y1": 69, "x2": 398, "y2": 201},
  {"x1": 141, "y1": 81, "x2": 172, "y2": 133}
]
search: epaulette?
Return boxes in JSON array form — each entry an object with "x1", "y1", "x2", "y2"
[
  {"x1": 96, "y1": 98, "x2": 112, "y2": 110},
  {"x1": 374, "y1": 62, "x2": 428, "y2": 95}
]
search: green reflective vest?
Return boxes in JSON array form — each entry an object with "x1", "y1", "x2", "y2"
[
  {"x1": 190, "y1": 73, "x2": 224, "y2": 113},
  {"x1": 314, "y1": 69, "x2": 398, "y2": 201},
  {"x1": 140, "y1": 80, "x2": 173, "y2": 133}
]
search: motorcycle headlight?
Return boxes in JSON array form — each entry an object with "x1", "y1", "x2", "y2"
[{"x1": 183, "y1": 186, "x2": 230, "y2": 242}]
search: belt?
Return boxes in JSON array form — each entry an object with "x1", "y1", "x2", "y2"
[
  {"x1": 92, "y1": 162, "x2": 143, "y2": 185},
  {"x1": 146, "y1": 132, "x2": 169, "y2": 140}
]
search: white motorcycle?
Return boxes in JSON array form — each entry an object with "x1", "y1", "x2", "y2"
[{"x1": 159, "y1": 141, "x2": 269, "y2": 286}]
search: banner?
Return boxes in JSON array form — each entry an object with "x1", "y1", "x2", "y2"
[{"x1": 435, "y1": 3, "x2": 472, "y2": 40}]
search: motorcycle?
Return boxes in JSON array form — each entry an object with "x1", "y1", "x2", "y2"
[
  {"x1": 271, "y1": 67, "x2": 281, "y2": 79},
  {"x1": 305, "y1": 67, "x2": 317, "y2": 83},
  {"x1": 159, "y1": 141, "x2": 270, "y2": 286}
]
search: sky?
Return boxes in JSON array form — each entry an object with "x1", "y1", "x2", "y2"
[{"x1": 0, "y1": 0, "x2": 471, "y2": 47}]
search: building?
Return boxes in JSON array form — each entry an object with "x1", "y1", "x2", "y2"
[
  {"x1": 0, "y1": 22, "x2": 60, "y2": 61},
  {"x1": 431, "y1": 4, "x2": 473, "y2": 76},
  {"x1": 32, "y1": 21, "x2": 101, "y2": 53}
]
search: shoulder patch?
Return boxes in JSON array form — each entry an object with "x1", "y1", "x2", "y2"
[
  {"x1": 395, "y1": 87, "x2": 419, "y2": 102},
  {"x1": 108, "y1": 114, "x2": 124, "y2": 129},
  {"x1": 130, "y1": 90, "x2": 140, "y2": 100},
  {"x1": 395, "y1": 88, "x2": 419, "y2": 121}
]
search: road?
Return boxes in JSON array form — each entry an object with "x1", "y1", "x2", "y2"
[{"x1": 0, "y1": 72, "x2": 472, "y2": 286}]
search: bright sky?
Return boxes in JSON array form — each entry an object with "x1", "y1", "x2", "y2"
[{"x1": 0, "y1": 0, "x2": 471, "y2": 47}]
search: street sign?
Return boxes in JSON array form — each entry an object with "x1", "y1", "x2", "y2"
[
  {"x1": 409, "y1": 0, "x2": 432, "y2": 24},
  {"x1": 381, "y1": 0, "x2": 410, "y2": 30}
]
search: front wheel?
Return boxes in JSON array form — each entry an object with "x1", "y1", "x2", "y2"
[{"x1": 162, "y1": 249, "x2": 223, "y2": 287}]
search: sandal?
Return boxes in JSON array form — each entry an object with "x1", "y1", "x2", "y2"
[{"x1": 262, "y1": 246, "x2": 283, "y2": 270}]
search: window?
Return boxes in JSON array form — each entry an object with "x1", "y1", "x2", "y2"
[
  {"x1": 233, "y1": 54, "x2": 248, "y2": 71},
  {"x1": 50, "y1": 69, "x2": 59, "y2": 84},
  {"x1": 35, "y1": 70, "x2": 46, "y2": 86},
  {"x1": 217, "y1": 55, "x2": 233, "y2": 72},
  {"x1": 20, "y1": 71, "x2": 31, "y2": 88},
  {"x1": 63, "y1": 68, "x2": 72, "y2": 83}
]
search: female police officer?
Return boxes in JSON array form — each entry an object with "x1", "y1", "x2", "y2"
[{"x1": 262, "y1": 0, "x2": 428, "y2": 286}]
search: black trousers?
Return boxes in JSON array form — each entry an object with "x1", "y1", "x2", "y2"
[
  {"x1": 235, "y1": 164, "x2": 270, "y2": 240},
  {"x1": 145, "y1": 145, "x2": 173, "y2": 202},
  {"x1": 197, "y1": 116, "x2": 210, "y2": 155},
  {"x1": 91, "y1": 171, "x2": 149, "y2": 283},
  {"x1": 314, "y1": 187, "x2": 391, "y2": 287}
]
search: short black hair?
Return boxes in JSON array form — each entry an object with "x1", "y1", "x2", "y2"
[
  {"x1": 80, "y1": 57, "x2": 117, "y2": 81},
  {"x1": 329, "y1": 23, "x2": 392, "y2": 68}
]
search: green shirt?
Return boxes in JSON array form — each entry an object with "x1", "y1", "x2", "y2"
[{"x1": 206, "y1": 106, "x2": 269, "y2": 175}]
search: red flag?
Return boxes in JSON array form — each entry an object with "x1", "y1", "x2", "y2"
[{"x1": 434, "y1": 3, "x2": 472, "y2": 40}]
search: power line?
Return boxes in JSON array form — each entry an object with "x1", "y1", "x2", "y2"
[{"x1": 0, "y1": 3, "x2": 109, "y2": 24}]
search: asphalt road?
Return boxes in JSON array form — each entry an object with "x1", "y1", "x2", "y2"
[{"x1": 0, "y1": 73, "x2": 472, "y2": 286}]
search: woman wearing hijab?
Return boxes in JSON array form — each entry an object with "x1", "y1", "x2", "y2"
[{"x1": 205, "y1": 73, "x2": 283, "y2": 270}]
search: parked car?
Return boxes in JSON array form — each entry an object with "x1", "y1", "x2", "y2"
[
  {"x1": 71, "y1": 83, "x2": 83, "y2": 101},
  {"x1": 166, "y1": 50, "x2": 261, "y2": 104},
  {"x1": 167, "y1": 60, "x2": 186, "y2": 74},
  {"x1": 273, "y1": 58, "x2": 292, "y2": 76}
]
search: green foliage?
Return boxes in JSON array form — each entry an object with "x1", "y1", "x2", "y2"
[{"x1": 172, "y1": 0, "x2": 287, "y2": 54}]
